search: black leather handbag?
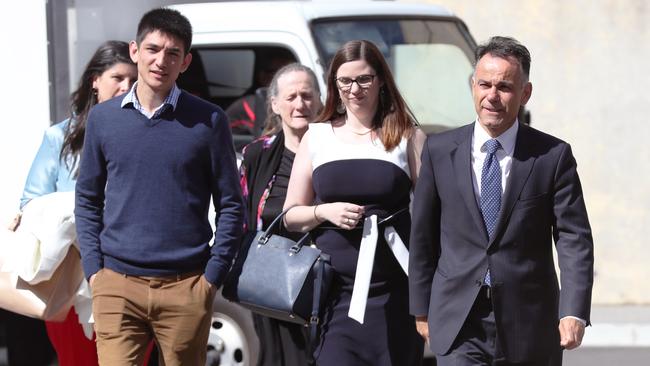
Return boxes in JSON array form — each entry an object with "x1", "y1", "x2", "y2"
[{"x1": 223, "y1": 208, "x2": 333, "y2": 326}]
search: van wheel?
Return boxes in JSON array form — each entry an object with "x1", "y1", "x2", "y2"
[{"x1": 207, "y1": 291, "x2": 259, "y2": 366}]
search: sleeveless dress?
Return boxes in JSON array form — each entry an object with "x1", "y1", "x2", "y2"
[{"x1": 308, "y1": 122, "x2": 423, "y2": 366}]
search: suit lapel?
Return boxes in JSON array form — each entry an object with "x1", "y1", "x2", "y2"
[
  {"x1": 488, "y1": 123, "x2": 536, "y2": 249},
  {"x1": 451, "y1": 125, "x2": 487, "y2": 239}
]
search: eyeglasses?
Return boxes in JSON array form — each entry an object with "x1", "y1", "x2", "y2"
[{"x1": 335, "y1": 74, "x2": 376, "y2": 91}]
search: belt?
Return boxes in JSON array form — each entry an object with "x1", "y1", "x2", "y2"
[
  {"x1": 119, "y1": 269, "x2": 203, "y2": 283},
  {"x1": 347, "y1": 214, "x2": 409, "y2": 324}
]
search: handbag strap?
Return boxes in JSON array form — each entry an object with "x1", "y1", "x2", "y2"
[
  {"x1": 258, "y1": 206, "x2": 310, "y2": 251},
  {"x1": 309, "y1": 255, "x2": 326, "y2": 346},
  {"x1": 262, "y1": 206, "x2": 294, "y2": 235}
]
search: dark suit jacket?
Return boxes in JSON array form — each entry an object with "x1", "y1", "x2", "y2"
[{"x1": 408, "y1": 122, "x2": 594, "y2": 362}]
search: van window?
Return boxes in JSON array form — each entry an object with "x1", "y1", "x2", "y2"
[
  {"x1": 178, "y1": 46, "x2": 296, "y2": 109},
  {"x1": 312, "y1": 19, "x2": 476, "y2": 132},
  {"x1": 178, "y1": 46, "x2": 297, "y2": 151},
  {"x1": 202, "y1": 49, "x2": 255, "y2": 97}
]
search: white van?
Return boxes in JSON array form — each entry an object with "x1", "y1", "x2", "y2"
[
  {"x1": 170, "y1": 2, "x2": 480, "y2": 365},
  {"x1": 174, "y1": 1, "x2": 479, "y2": 149}
]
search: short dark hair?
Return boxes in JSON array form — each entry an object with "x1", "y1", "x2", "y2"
[
  {"x1": 136, "y1": 8, "x2": 192, "y2": 54},
  {"x1": 475, "y1": 36, "x2": 531, "y2": 81}
]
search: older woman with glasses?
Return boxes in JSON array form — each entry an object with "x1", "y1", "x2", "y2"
[{"x1": 283, "y1": 40, "x2": 426, "y2": 365}]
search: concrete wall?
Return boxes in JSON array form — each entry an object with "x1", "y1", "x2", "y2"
[{"x1": 411, "y1": 0, "x2": 650, "y2": 304}]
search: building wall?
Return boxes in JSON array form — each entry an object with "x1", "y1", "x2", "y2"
[
  {"x1": 0, "y1": 1, "x2": 50, "y2": 226},
  {"x1": 412, "y1": 0, "x2": 650, "y2": 304}
]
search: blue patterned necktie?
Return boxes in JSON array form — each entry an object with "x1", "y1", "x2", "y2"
[{"x1": 481, "y1": 139, "x2": 502, "y2": 286}]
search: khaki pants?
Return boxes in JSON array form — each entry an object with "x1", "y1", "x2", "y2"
[{"x1": 91, "y1": 268, "x2": 215, "y2": 366}]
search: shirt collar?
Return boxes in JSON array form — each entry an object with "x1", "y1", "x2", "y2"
[
  {"x1": 473, "y1": 119, "x2": 519, "y2": 156},
  {"x1": 121, "y1": 81, "x2": 181, "y2": 115}
]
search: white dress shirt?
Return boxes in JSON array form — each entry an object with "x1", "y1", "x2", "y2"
[{"x1": 470, "y1": 120, "x2": 518, "y2": 205}]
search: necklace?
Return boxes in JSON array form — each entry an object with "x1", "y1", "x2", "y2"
[
  {"x1": 348, "y1": 128, "x2": 374, "y2": 135},
  {"x1": 345, "y1": 118, "x2": 374, "y2": 135}
]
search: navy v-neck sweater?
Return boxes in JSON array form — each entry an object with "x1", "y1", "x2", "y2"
[{"x1": 75, "y1": 91, "x2": 243, "y2": 287}]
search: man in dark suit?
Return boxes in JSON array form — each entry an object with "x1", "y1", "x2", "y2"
[{"x1": 408, "y1": 36, "x2": 594, "y2": 365}]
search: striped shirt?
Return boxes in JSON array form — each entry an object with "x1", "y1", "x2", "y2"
[{"x1": 121, "y1": 82, "x2": 181, "y2": 119}]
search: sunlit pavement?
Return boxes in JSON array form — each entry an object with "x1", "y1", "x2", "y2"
[
  {"x1": 560, "y1": 305, "x2": 650, "y2": 366},
  {"x1": 564, "y1": 347, "x2": 650, "y2": 365},
  {"x1": 2, "y1": 306, "x2": 649, "y2": 365},
  {"x1": 582, "y1": 305, "x2": 650, "y2": 348}
]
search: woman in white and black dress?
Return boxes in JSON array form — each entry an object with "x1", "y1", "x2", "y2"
[{"x1": 283, "y1": 40, "x2": 426, "y2": 365}]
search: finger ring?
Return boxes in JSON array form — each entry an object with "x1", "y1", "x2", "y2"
[{"x1": 347, "y1": 218, "x2": 352, "y2": 224}]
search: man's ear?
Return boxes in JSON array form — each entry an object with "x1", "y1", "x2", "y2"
[
  {"x1": 521, "y1": 81, "x2": 532, "y2": 106},
  {"x1": 470, "y1": 76, "x2": 477, "y2": 96},
  {"x1": 180, "y1": 51, "x2": 193, "y2": 73},
  {"x1": 129, "y1": 40, "x2": 139, "y2": 64}
]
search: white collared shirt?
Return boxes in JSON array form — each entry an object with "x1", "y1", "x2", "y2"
[{"x1": 470, "y1": 119, "x2": 519, "y2": 205}]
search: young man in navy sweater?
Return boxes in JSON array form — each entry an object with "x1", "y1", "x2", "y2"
[{"x1": 75, "y1": 8, "x2": 244, "y2": 365}]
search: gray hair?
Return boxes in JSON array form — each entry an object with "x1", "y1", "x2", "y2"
[{"x1": 262, "y1": 63, "x2": 321, "y2": 136}]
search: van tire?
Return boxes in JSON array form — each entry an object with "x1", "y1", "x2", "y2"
[{"x1": 208, "y1": 291, "x2": 259, "y2": 366}]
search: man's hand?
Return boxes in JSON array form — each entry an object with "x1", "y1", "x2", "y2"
[
  {"x1": 559, "y1": 317, "x2": 585, "y2": 350},
  {"x1": 416, "y1": 316, "x2": 430, "y2": 344},
  {"x1": 89, "y1": 273, "x2": 97, "y2": 288},
  {"x1": 7, "y1": 213, "x2": 21, "y2": 232}
]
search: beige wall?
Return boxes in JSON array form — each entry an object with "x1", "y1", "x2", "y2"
[{"x1": 409, "y1": 0, "x2": 650, "y2": 304}]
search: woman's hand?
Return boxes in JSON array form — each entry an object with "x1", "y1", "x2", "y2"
[
  {"x1": 317, "y1": 202, "x2": 365, "y2": 230},
  {"x1": 7, "y1": 213, "x2": 22, "y2": 232}
]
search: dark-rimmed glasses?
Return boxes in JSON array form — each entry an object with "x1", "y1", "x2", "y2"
[{"x1": 335, "y1": 74, "x2": 376, "y2": 91}]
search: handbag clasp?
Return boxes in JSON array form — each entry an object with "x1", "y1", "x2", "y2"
[
  {"x1": 258, "y1": 235, "x2": 270, "y2": 245},
  {"x1": 289, "y1": 244, "x2": 302, "y2": 254}
]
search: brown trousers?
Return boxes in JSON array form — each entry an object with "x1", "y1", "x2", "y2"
[{"x1": 91, "y1": 268, "x2": 215, "y2": 366}]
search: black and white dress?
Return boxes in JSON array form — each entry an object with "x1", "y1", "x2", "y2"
[{"x1": 309, "y1": 122, "x2": 423, "y2": 365}]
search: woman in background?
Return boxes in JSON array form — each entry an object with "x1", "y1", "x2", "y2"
[
  {"x1": 18, "y1": 40, "x2": 136, "y2": 366},
  {"x1": 283, "y1": 40, "x2": 426, "y2": 365},
  {"x1": 239, "y1": 63, "x2": 322, "y2": 366}
]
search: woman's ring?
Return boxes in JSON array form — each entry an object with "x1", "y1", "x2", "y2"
[{"x1": 347, "y1": 218, "x2": 352, "y2": 225}]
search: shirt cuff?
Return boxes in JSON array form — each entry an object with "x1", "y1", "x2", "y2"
[
  {"x1": 81, "y1": 257, "x2": 103, "y2": 282},
  {"x1": 561, "y1": 316, "x2": 587, "y2": 326},
  {"x1": 204, "y1": 261, "x2": 227, "y2": 288}
]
